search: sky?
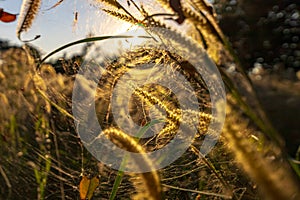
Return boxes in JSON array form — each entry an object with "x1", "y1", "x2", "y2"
[
  {"x1": 0, "y1": 0, "x2": 134, "y2": 58},
  {"x1": 0, "y1": 0, "x2": 209, "y2": 60}
]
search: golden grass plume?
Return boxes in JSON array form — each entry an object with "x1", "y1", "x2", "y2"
[{"x1": 17, "y1": 0, "x2": 41, "y2": 40}]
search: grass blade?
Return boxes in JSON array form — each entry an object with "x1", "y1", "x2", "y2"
[{"x1": 37, "y1": 35, "x2": 134, "y2": 69}]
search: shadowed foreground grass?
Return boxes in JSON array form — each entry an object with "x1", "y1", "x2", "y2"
[{"x1": 0, "y1": 44, "x2": 299, "y2": 199}]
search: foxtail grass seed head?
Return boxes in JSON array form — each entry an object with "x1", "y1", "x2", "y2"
[
  {"x1": 72, "y1": 27, "x2": 226, "y2": 173},
  {"x1": 17, "y1": 0, "x2": 41, "y2": 40}
]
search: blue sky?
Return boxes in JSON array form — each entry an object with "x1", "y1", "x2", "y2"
[
  {"x1": 0, "y1": 0, "x2": 205, "y2": 60},
  {"x1": 0, "y1": 0, "x2": 132, "y2": 58}
]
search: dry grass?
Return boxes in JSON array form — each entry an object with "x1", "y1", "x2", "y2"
[{"x1": 0, "y1": 0, "x2": 299, "y2": 199}]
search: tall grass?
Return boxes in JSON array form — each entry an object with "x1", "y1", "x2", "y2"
[{"x1": 0, "y1": 0, "x2": 299, "y2": 199}]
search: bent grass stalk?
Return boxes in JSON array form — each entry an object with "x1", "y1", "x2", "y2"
[
  {"x1": 109, "y1": 119, "x2": 163, "y2": 200},
  {"x1": 101, "y1": 127, "x2": 162, "y2": 200}
]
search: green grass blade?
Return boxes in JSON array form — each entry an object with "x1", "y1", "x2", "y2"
[
  {"x1": 109, "y1": 156, "x2": 127, "y2": 200},
  {"x1": 37, "y1": 35, "x2": 134, "y2": 69}
]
